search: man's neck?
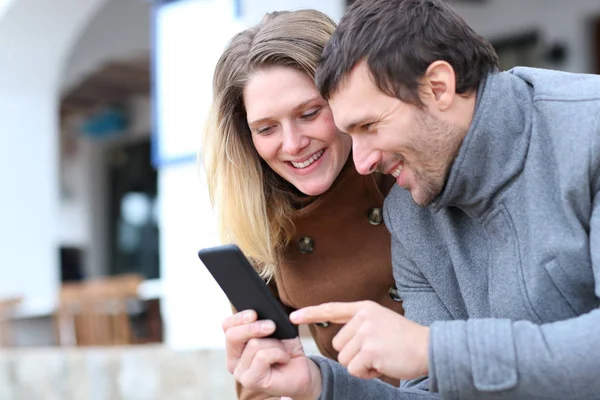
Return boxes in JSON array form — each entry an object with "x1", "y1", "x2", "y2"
[{"x1": 430, "y1": 71, "x2": 534, "y2": 218}]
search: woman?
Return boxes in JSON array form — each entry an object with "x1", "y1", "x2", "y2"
[{"x1": 203, "y1": 9, "x2": 403, "y2": 399}]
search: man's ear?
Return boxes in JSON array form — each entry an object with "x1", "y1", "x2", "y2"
[{"x1": 420, "y1": 61, "x2": 456, "y2": 112}]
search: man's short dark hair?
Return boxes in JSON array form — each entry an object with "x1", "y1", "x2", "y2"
[{"x1": 316, "y1": 0, "x2": 500, "y2": 105}]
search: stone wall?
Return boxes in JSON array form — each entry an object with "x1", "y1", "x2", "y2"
[{"x1": 0, "y1": 345, "x2": 236, "y2": 400}]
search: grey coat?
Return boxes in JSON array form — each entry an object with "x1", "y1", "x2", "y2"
[{"x1": 311, "y1": 67, "x2": 600, "y2": 399}]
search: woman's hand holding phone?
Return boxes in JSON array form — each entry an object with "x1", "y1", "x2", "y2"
[{"x1": 223, "y1": 309, "x2": 322, "y2": 400}]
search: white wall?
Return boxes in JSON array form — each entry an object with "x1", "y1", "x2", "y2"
[
  {"x1": 0, "y1": 0, "x2": 109, "y2": 306},
  {"x1": 0, "y1": 0, "x2": 150, "y2": 311},
  {"x1": 61, "y1": 0, "x2": 152, "y2": 93},
  {"x1": 158, "y1": 163, "x2": 227, "y2": 349}
]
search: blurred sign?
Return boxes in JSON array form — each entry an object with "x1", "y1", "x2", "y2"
[
  {"x1": 80, "y1": 106, "x2": 128, "y2": 139},
  {"x1": 152, "y1": 0, "x2": 244, "y2": 168}
]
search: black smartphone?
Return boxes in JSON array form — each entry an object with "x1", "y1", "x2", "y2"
[{"x1": 198, "y1": 244, "x2": 298, "y2": 340}]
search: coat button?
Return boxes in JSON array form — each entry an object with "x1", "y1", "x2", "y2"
[
  {"x1": 298, "y1": 236, "x2": 314, "y2": 254},
  {"x1": 388, "y1": 285, "x2": 402, "y2": 302},
  {"x1": 315, "y1": 322, "x2": 329, "y2": 328},
  {"x1": 368, "y1": 207, "x2": 383, "y2": 225}
]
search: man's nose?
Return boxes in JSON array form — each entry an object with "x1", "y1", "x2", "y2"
[{"x1": 352, "y1": 139, "x2": 378, "y2": 175}]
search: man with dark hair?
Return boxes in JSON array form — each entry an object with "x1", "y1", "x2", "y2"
[{"x1": 226, "y1": 0, "x2": 600, "y2": 399}]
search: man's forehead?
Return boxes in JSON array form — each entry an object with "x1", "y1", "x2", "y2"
[
  {"x1": 328, "y1": 62, "x2": 376, "y2": 127},
  {"x1": 328, "y1": 86, "x2": 354, "y2": 130},
  {"x1": 332, "y1": 62, "x2": 376, "y2": 99}
]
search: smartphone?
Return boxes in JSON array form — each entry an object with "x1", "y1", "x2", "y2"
[{"x1": 198, "y1": 244, "x2": 298, "y2": 340}]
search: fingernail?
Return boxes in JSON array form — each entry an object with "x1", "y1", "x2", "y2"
[
  {"x1": 242, "y1": 310, "x2": 254, "y2": 322},
  {"x1": 260, "y1": 320, "x2": 275, "y2": 332},
  {"x1": 289, "y1": 311, "x2": 299, "y2": 321}
]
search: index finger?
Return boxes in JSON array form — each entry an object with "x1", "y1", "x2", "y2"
[
  {"x1": 289, "y1": 302, "x2": 364, "y2": 325},
  {"x1": 222, "y1": 309, "x2": 257, "y2": 332}
]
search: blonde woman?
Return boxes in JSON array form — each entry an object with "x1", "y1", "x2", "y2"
[{"x1": 203, "y1": 10, "x2": 403, "y2": 399}]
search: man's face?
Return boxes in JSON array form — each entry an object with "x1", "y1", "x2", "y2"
[{"x1": 328, "y1": 60, "x2": 466, "y2": 207}]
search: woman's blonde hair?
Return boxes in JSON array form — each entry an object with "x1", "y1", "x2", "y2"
[{"x1": 202, "y1": 10, "x2": 336, "y2": 279}]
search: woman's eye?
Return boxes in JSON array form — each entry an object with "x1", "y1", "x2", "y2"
[
  {"x1": 256, "y1": 126, "x2": 273, "y2": 135},
  {"x1": 301, "y1": 108, "x2": 320, "y2": 120}
]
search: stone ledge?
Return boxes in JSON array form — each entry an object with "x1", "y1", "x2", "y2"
[{"x1": 0, "y1": 345, "x2": 236, "y2": 400}]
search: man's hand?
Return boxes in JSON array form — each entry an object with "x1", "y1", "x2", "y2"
[
  {"x1": 222, "y1": 310, "x2": 322, "y2": 399},
  {"x1": 290, "y1": 301, "x2": 429, "y2": 381}
]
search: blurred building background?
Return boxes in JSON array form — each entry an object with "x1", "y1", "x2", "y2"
[{"x1": 0, "y1": 0, "x2": 599, "y2": 398}]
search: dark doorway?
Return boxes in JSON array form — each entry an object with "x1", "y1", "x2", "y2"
[
  {"x1": 107, "y1": 139, "x2": 160, "y2": 279},
  {"x1": 60, "y1": 246, "x2": 85, "y2": 282}
]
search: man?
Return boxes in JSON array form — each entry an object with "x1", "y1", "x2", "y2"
[{"x1": 226, "y1": 0, "x2": 600, "y2": 398}]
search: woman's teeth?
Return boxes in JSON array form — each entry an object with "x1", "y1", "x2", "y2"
[{"x1": 291, "y1": 149, "x2": 324, "y2": 169}]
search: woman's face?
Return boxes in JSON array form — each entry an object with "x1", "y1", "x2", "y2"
[{"x1": 244, "y1": 67, "x2": 352, "y2": 196}]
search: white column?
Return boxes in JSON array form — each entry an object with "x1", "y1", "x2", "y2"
[
  {"x1": 158, "y1": 164, "x2": 228, "y2": 349},
  {"x1": 155, "y1": 0, "x2": 242, "y2": 350},
  {"x1": 0, "y1": 0, "x2": 109, "y2": 312}
]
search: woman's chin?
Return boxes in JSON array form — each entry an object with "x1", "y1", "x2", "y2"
[{"x1": 294, "y1": 180, "x2": 333, "y2": 197}]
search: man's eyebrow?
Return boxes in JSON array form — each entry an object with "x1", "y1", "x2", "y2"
[{"x1": 343, "y1": 118, "x2": 367, "y2": 133}]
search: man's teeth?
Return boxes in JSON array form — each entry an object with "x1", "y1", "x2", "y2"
[
  {"x1": 291, "y1": 150, "x2": 324, "y2": 169},
  {"x1": 391, "y1": 165, "x2": 403, "y2": 178}
]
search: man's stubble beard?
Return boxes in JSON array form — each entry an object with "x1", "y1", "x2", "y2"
[{"x1": 409, "y1": 112, "x2": 467, "y2": 207}]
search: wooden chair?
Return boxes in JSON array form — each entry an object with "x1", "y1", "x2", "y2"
[
  {"x1": 0, "y1": 297, "x2": 22, "y2": 347},
  {"x1": 55, "y1": 274, "x2": 143, "y2": 346}
]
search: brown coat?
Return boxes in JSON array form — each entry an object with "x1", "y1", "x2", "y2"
[{"x1": 237, "y1": 162, "x2": 403, "y2": 399}]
